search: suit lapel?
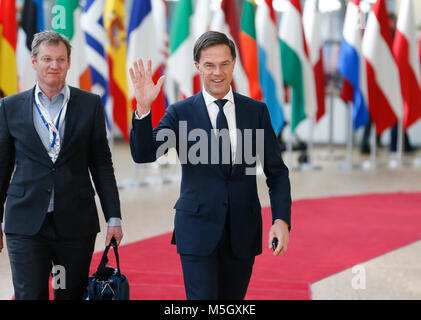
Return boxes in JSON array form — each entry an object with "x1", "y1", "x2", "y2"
[
  {"x1": 56, "y1": 87, "x2": 79, "y2": 161},
  {"x1": 231, "y1": 92, "x2": 247, "y2": 177},
  {"x1": 192, "y1": 92, "x2": 227, "y2": 178},
  {"x1": 192, "y1": 92, "x2": 213, "y2": 133},
  {"x1": 24, "y1": 87, "x2": 53, "y2": 166}
]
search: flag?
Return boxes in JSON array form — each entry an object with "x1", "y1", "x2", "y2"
[
  {"x1": 127, "y1": 0, "x2": 167, "y2": 128},
  {"x1": 0, "y1": 0, "x2": 18, "y2": 96},
  {"x1": 303, "y1": 0, "x2": 326, "y2": 122},
  {"x1": 167, "y1": 0, "x2": 196, "y2": 99},
  {"x1": 210, "y1": 0, "x2": 249, "y2": 96},
  {"x1": 255, "y1": 0, "x2": 285, "y2": 134},
  {"x1": 337, "y1": 0, "x2": 369, "y2": 129},
  {"x1": 81, "y1": 0, "x2": 112, "y2": 131},
  {"x1": 279, "y1": 0, "x2": 317, "y2": 132},
  {"x1": 393, "y1": 0, "x2": 421, "y2": 130},
  {"x1": 53, "y1": 0, "x2": 92, "y2": 91},
  {"x1": 17, "y1": 0, "x2": 45, "y2": 92},
  {"x1": 192, "y1": 0, "x2": 210, "y2": 94},
  {"x1": 240, "y1": 0, "x2": 262, "y2": 101},
  {"x1": 151, "y1": 0, "x2": 168, "y2": 62},
  {"x1": 151, "y1": 0, "x2": 171, "y2": 105},
  {"x1": 104, "y1": 0, "x2": 131, "y2": 141},
  {"x1": 340, "y1": 79, "x2": 354, "y2": 103},
  {"x1": 362, "y1": 0, "x2": 402, "y2": 135},
  {"x1": 192, "y1": 0, "x2": 210, "y2": 41},
  {"x1": 419, "y1": 29, "x2": 421, "y2": 68}
]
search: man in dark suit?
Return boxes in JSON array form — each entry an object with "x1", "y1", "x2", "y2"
[
  {"x1": 129, "y1": 31, "x2": 291, "y2": 300},
  {"x1": 0, "y1": 31, "x2": 123, "y2": 300}
]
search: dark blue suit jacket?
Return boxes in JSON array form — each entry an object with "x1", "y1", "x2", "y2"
[
  {"x1": 130, "y1": 91, "x2": 291, "y2": 259},
  {"x1": 0, "y1": 87, "x2": 121, "y2": 237}
]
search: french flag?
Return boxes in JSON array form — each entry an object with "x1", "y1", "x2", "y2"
[
  {"x1": 127, "y1": 0, "x2": 167, "y2": 128},
  {"x1": 362, "y1": 0, "x2": 402, "y2": 135},
  {"x1": 393, "y1": 0, "x2": 421, "y2": 130},
  {"x1": 337, "y1": 0, "x2": 369, "y2": 130}
]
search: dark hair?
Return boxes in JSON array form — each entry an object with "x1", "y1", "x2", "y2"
[
  {"x1": 31, "y1": 30, "x2": 72, "y2": 59},
  {"x1": 193, "y1": 31, "x2": 236, "y2": 62}
]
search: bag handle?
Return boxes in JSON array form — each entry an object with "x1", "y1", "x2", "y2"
[{"x1": 96, "y1": 238, "x2": 121, "y2": 276}]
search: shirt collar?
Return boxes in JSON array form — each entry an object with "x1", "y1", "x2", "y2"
[
  {"x1": 202, "y1": 86, "x2": 234, "y2": 107},
  {"x1": 35, "y1": 82, "x2": 68, "y2": 102}
]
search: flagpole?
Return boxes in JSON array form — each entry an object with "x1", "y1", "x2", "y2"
[
  {"x1": 322, "y1": 5, "x2": 342, "y2": 163},
  {"x1": 339, "y1": 101, "x2": 354, "y2": 169},
  {"x1": 318, "y1": 82, "x2": 334, "y2": 160},
  {"x1": 285, "y1": 101, "x2": 294, "y2": 169},
  {"x1": 307, "y1": 116, "x2": 314, "y2": 168},
  {"x1": 328, "y1": 83, "x2": 334, "y2": 157},
  {"x1": 319, "y1": 82, "x2": 342, "y2": 162},
  {"x1": 296, "y1": 116, "x2": 315, "y2": 171},
  {"x1": 303, "y1": 115, "x2": 321, "y2": 170},
  {"x1": 389, "y1": 119, "x2": 403, "y2": 168},
  {"x1": 362, "y1": 122, "x2": 376, "y2": 170},
  {"x1": 369, "y1": 123, "x2": 376, "y2": 169},
  {"x1": 294, "y1": 115, "x2": 321, "y2": 171},
  {"x1": 413, "y1": 125, "x2": 421, "y2": 166},
  {"x1": 346, "y1": 102, "x2": 353, "y2": 167}
]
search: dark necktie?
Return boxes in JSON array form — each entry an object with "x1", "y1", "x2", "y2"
[{"x1": 214, "y1": 99, "x2": 232, "y2": 171}]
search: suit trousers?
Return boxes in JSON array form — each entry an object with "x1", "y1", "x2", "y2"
[
  {"x1": 179, "y1": 212, "x2": 255, "y2": 300},
  {"x1": 6, "y1": 213, "x2": 96, "y2": 300}
]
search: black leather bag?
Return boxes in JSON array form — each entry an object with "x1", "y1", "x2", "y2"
[{"x1": 86, "y1": 238, "x2": 129, "y2": 300}]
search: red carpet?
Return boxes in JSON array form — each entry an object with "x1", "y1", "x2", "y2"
[{"x1": 52, "y1": 192, "x2": 421, "y2": 299}]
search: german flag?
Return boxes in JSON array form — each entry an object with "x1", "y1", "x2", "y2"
[{"x1": 0, "y1": 0, "x2": 18, "y2": 96}]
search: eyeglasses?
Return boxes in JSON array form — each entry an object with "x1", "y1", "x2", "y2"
[{"x1": 39, "y1": 57, "x2": 68, "y2": 65}]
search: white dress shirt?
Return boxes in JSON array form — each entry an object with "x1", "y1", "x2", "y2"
[
  {"x1": 202, "y1": 87, "x2": 237, "y2": 162},
  {"x1": 135, "y1": 87, "x2": 237, "y2": 161}
]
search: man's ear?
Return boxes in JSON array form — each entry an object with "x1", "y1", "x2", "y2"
[
  {"x1": 194, "y1": 61, "x2": 200, "y2": 73},
  {"x1": 67, "y1": 56, "x2": 71, "y2": 70},
  {"x1": 31, "y1": 55, "x2": 36, "y2": 70}
]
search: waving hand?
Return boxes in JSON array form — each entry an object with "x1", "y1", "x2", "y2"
[{"x1": 129, "y1": 59, "x2": 166, "y2": 117}]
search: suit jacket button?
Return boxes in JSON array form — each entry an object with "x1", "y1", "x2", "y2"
[{"x1": 47, "y1": 189, "x2": 52, "y2": 193}]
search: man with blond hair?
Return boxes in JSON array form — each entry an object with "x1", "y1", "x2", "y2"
[{"x1": 0, "y1": 30, "x2": 123, "y2": 300}]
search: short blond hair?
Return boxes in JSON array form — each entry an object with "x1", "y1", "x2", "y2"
[{"x1": 31, "y1": 30, "x2": 72, "y2": 59}]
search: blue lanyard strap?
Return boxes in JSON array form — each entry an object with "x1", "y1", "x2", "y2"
[{"x1": 34, "y1": 96, "x2": 64, "y2": 148}]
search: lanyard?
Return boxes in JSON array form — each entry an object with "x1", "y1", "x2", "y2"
[
  {"x1": 33, "y1": 86, "x2": 69, "y2": 149},
  {"x1": 34, "y1": 99, "x2": 64, "y2": 148}
]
